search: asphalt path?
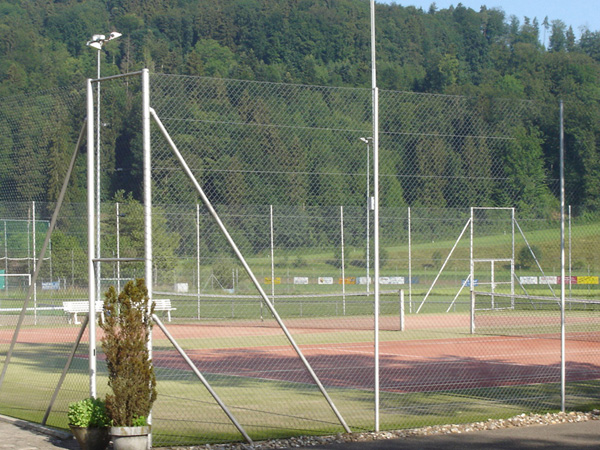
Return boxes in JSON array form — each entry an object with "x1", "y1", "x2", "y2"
[{"x1": 0, "y1": 414, "x2": 598, "y2": 450}]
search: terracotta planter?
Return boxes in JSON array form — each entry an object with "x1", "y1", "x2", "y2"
[
  {"x1": 110, "y1": 425, "x2": 151, "y2": 450},
  {"x1": 69, "y1": 425, "x2": 110, "y2": 450}
]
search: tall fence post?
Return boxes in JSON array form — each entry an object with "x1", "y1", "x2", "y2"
[
  {"x1": 559, "y1": 99, "x2": 566, "y2": 412},
  {"x1": 142, "y1": 68, "x2": 153, "y2": 449},
  {"x1": 87, "y1": 77, "x2": 97, "y2": 399}
]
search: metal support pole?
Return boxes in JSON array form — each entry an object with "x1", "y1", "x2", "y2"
[
  {"x1": 568, "y1": 205, "x2": 572, "y2": 299},
  {"x1": 197, "y1": 203, "x2": 201, "y2": 319},
  {"x1": 270, "y1": 205, "x2": 275, "y2": 304},
  {"x1": 32, "y1": 201, "x2": 37, "y2": 325},
  {"x1": 408, "y1": 207, "x2": 412, "y2": 313},
  {"x1": 560, "y1": 99, "x2": 566, "y2": 412},
  {"x1": 514, "y1": 219, "x2": 557, "y2": 297},
  {"x1": 142, "y1": 69, "x2": 153, "y2": 448},
  {"x1": 150, "y1": 108, "x2": 351, "y2": 433},
  {"x1": 116, "y1": 202, "x2": 121, "y2": 293},
  {"x1": 399, "y1": 289, "x2": 404, "y2": 331},
  {"x1": 95, "y1": 49, "x2": 102, "y2": 333},
  {"x1": 470, "y1": 290, "x2": 475, "y2": 334},
  {"x1": 3, "y1": 220, "x2": 7, "y2": 290},
  {"x1": 416, "y1": 219, "x2": 471, "y2": 313},
  {"x1": 27, "y1": 206, "x2": 30, "y2": 274},
  {"x1": 152, "y1": 314, "x2": 253, "y2": 444},
  {"x1": 370, "y1": 0, "x2": 380, "y2": 431},
  {"x1": 366, "y1": 140, "x2": 370, "y2": 294},
  {"x1": 511, "y1": 208, "x2": 515, "y2": 308},
  {"x1": 470, "y1": 207, "x2": 475, "y2": 334},
  {"x1": 491, "y1": 260, "x2": 495, "y2": 310},
  {"x1": 340, "y1": 205, "x2": 346, "y2": 315},
  {"x1": 87, "y1": 78, "x2": 97, "y2": 398},
  {"x1": 42, "y1": 316, "x2": 89, "y2": 425}
]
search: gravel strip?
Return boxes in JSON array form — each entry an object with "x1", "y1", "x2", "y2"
[{"x1": 156, "y1": 409, "x2": 600, "y2": 450}]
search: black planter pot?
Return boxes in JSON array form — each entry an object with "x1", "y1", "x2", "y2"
[{"x1": 69, "y1": 425, "x2": 110, "y2": 450}]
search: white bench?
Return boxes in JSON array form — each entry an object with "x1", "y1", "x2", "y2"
[
  {"x1": 153, "y1": 299, "x2": 176, "y2": 322},
  {"x1": 63, "y1": 301, "x2": 105, "y2": 325},
  {"x1": 63, "y1": 299, "x2": 176, "y2": 324}
]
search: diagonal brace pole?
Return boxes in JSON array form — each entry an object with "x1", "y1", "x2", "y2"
[
  {"x1": 416, "y1": 218, "x2": 471, "y2": 314},
  {"x1": 514, "y1": 219, "x2": 557, "y2": 298},
  {"x1": 0, "y1": 120, "x2": 86, "y2": 392},
  {"x1": 152, "y1": 314, "x2": 253, "y2": 444},
  {"x1": 42, "y1": 316, "x2": 90, "y2": 425},
  {"x1": 150, "y1": 108, "x2": 351, "y2": 433}
]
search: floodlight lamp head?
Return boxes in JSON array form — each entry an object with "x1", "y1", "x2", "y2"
[
  {"x1": 359, "y1": 137, "x2": 372, "y2": 144},
  {"x1": 87, "y1": 41, "x2": 103, "y2": 50},
  {"x1": 86, "y1": 34, "x2": 105, "y2": 49},
  {"x1": 108, "y1": 31, "x2": 122, "y2": 41}
]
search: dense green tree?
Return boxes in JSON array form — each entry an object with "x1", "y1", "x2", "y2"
[{"x1": 0, "y1": 0, "x2": 599, "y2": 224}]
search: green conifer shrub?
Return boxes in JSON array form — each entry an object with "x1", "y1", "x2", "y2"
[{"x1": 100, "y1": 278, "x2": 157, "y2": 427}]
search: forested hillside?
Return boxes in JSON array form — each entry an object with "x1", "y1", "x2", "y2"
[{"x1": 1, "y1": 0, "x2": 600, "y2": 213}]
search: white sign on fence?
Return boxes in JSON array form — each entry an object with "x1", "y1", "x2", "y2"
[
  {"x1": 175, "y1": 283, "x2": 189, "y2": 293},
  {"x1": 379, "y1": 276, "x2": 404, "y2": 285},
  {"x1": 294, "y1": 277, "x2": 309, "y2": 285},
  {"x1": 42, "y1": 281, "x2": 60, "y2": 290},
  {"x1": 318, "y1": 277, "x2": 334, "y2": 285},
  {"x1": 540, "y1": 276, "x2": 558, "y2": 285},
  {"x1": 519, "y1": 276, "x2": 538, "y2": 285}
]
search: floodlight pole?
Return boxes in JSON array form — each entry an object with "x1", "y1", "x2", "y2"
[
  {"x1": 86, "y1": 31, "x2": 121, "y2": 400},
  {"x1": 370, "y1": 0, "x2": 381, "y2": 432},
  {"x1": 86, "y1": 32, "x2": 121, "y2": 317},
  {"x1": 96, "y1": 49, "x2": 101, "y2": 306}
]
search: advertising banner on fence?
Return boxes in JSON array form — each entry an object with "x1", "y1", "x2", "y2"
[
  {"x1": 540, "y1": 276, "x2": 558, "y2": 284},
  {"x1": 577, "y1": 276, "x2": 599, "y2": 284},
  {"x1": 42, "y1": 281, "x2": 60, "y2": 290},
  {"x1": 379, "y1": 276, "x2": 404, "y2": 285},
  {"x1": 558, "y1": 276, "x2": 577, "y2": 285},
  {"x1": 264, "y1": 277, "x2": 281, "y2": 284},
  {"x1": 339, "y1": 277, "x2": 356, "y2": 285},
  {"x1": 318, "y1": 277, "x2": 333, "y2": 285},
  {"x1": 519, "y1": 276, "x2": 538, "y2": 284},
  {"x1": 294, "y1": 277, "x2": 309, "y2": 285}
]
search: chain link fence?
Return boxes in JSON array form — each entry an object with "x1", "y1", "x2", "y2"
[{"x1": 0, "y1": 72, "x2": 598, "y2": 446}]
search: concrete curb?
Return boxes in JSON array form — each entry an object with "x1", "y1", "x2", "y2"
[{"x1": 0, "y1": 413, "x2": 72, "y2": 440}]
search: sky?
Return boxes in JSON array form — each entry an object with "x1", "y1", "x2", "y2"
[{"x1": 378, "y1": 1, "x2": 599, "y2": 38}]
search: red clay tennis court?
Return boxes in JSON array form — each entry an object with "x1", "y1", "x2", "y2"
[
  {"x1": 147, "y1": 313, "x2": 600, "y2": 394},
  {"x1": 2, "y1": 311, "x2": 598, "y2": 395}
]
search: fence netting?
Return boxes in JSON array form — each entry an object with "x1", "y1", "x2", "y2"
[{"x1": 0, "y1": 72, "x2": 597, "y2": 446}]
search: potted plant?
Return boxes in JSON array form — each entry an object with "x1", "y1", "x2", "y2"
[
  {"x1": 100, "y1": 278, "x2": 157, "y2": 450},
  {"x1": 67, "y1": 397, "x2": 110, "y2": 450}
]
